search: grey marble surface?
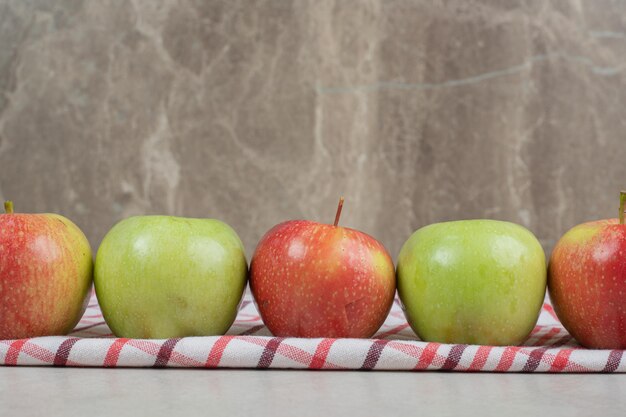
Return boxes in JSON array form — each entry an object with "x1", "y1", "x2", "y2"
[
  {"x1": 1, "y1": 1, "x2": 626, "y2": 257},
  {"x1": 1, "y1": 367, "x2": 625, "y2": 416}
]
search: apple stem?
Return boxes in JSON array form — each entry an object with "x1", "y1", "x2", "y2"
[
  {"x1": 333, "y1": 197, "x2": 345, "y2": 227},
  {"x1": 3, "y1": 201, "x2": 13, "y2": 214},
  {"x1": 620, "y1": 191, "x2": 626, "y2": 225}
]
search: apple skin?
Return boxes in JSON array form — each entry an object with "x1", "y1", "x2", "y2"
[
  {"x1": 397, "y1": 220, "x2": 547, "y2": 346},
  {"x1": 94, "y1": 216, "x2": 247, "y2": 339},
  {"x1": 250, "y1": 220, "x2": 396, "y2": 338},
  {"x1": 0, "y1": 210, "x2": 93, "y2": 339},
  {"x1": 548, "y1": 219, "x2": 626, "y2": 349}
]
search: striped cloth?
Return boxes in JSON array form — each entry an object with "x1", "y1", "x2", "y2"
[{"x1": 1, "y1": 291, "x2": 624, "y2": 371}]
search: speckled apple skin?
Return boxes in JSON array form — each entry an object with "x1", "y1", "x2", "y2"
[
  {"x1": 0, "y1": 213, "x2": 93, "y2": 339},
  {"x1": 397, "y1": 220, "x2": 547, "y2": 346},
  {"x1": 549, "y1": 219, "x2": 626, "y2": 349},
  {"x1": 250, "y1": 220, "x2": 396, "y2": 338}
]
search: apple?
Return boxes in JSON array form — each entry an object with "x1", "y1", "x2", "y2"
[
  {"x1": 548, "y1": 192, "x2": 626, "y2": 349},
  {"x1": 397, "y1": 219, "x2": 546, "y2": 346},
  {"x1": 0, "y1": 201, "x2": 93, "y2": 339},
  {"x1": 94, "y1": 215, "x2": 248, "y2": 338},
  {"x1": 250, "y1": 198, "x2": 396, "y2": 338}
]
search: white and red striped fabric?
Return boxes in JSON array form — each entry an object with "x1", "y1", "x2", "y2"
[{"x1": 1, "y1": 291, "x2": 624, "y2": 371}]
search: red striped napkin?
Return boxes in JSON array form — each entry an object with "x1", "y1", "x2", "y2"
[{"x1": 1, "y1": 291, "x2": 624, "y2": 371}]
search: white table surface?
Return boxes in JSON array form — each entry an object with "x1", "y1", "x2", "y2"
[{"x1": 1, "y1": 367, "x2": 625, "y2": 416}]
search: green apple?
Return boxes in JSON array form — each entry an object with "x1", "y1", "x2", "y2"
[
  {"x1": 94, "y1": 216, "x2": 247, "y2": 338},
  {"x1": 397, "y1": 220, "x2": 546, "y2": 346}
]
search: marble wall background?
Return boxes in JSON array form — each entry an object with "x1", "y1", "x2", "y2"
[{"x1": 1, "y1": 0, "x2": 625, "y2": 258}]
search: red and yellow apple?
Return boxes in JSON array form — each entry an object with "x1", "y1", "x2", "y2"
[
  {"x1": 0, "y1": 201, "x2": 93, "y2": 339},
  {"x1": 250, "y1": 198, "x2": 396, "y2": 338},
  {"x1": 548, "y1": 192, "x2": 626, "y2": 349}
]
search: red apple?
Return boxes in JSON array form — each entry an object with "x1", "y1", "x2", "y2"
[
  {"x1": 250, "y1": 198, "x2": 396, "y2": 338},
  {"x1": 548, "y1": 192, "x2": 626, "y2": 348},
  {"x1": 0, "y1": 201, "x2": 93, "y2": 339}
]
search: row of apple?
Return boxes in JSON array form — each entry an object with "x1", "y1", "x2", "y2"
[{"x1": 1, "y1": 195, "x2": 625, "y2": 349}]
